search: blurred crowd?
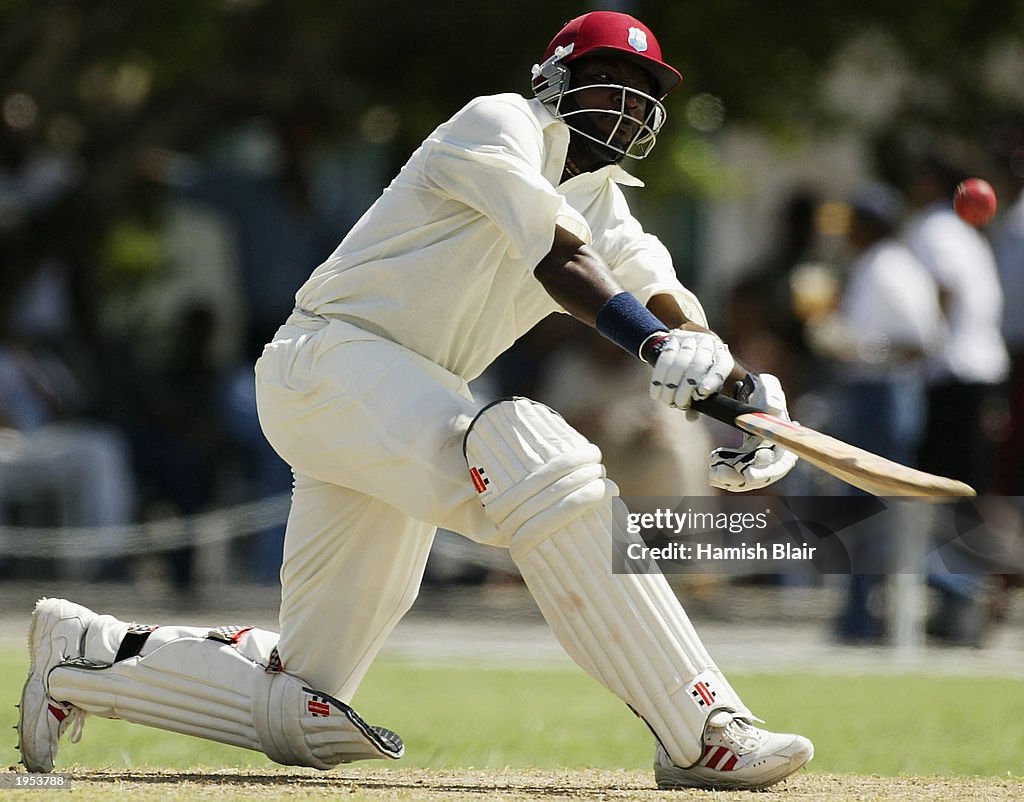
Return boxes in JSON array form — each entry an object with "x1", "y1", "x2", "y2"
[
  {"x1": 0, "y1": 108, "x2": 386, "y2": 591},
  {"x1": 1, "y1": 101, "x2": 1022, "y2": 645},
  {"x1": 716, "y1": 136, "x2": 1024, "y2": 649}
]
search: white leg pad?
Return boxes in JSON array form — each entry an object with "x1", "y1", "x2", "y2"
[
  {"x1": 465, "y1": 398, "x2": 752, "y2": 767},
  {"x1": 47, "y1": 627, "x2": 402, "y2": 769}
]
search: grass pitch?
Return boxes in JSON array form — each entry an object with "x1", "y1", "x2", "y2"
[{"x1": 2, "y1": 645, "x2": 1022, "y2": 799}]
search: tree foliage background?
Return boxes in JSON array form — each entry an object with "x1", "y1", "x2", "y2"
[{"x1": 3, "y1": 0, "x2": 1023, "y2": 323}]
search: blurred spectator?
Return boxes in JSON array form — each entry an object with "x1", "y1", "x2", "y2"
[
  {"x1": 807, "y1": 182, "x2": 941, "y2": 642},
  {"x1": 725, "y1": 189, "x2": 826, "y2": 401},
  {"x1": 0, "y1": 320, "x2": 135, "y2": 580},
  {"x1": 0, "y1": 124, "x2": 136, "y2": 579},
  {"x1": 151, "y1": 110, "x2": 370, "y2": 349},
  {"x1": 128, "y1": 302, "x2": 227, "y2": 591},
  {"x1": 902, "y1": 152, "x2": 1009, "y2": 493},
  {"x1": 93, "y1": 161, "x2": 244, "y2": 433},
  {"x1": 0, "y1": 125, "x2": 83, "y2": 306},
  {"x1": 990, "y1": 130, "x2": 1024, "y2": 496},
  {"x1": 809, "y1": 183, "x2": 940, "y2": 462},
  {"x1": 0, "y1": 121, "x2": 91, "y2": 369},
  {"x1": 901, "y1": 151, "x2": 1009, "y2": 646}
]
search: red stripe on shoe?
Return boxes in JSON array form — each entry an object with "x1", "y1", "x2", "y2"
[
  {"x1": 702, "y1": 746, "x2": 730, "y2": 767},
  {"x1": 721, "y1": 753, "x2": 739, "y2": 771},
  {"x1": 713, "y1": 747, "x2": 735, "y2": 770}
]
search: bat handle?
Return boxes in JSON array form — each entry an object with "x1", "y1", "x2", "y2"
[{"x1": 689, "y1": 393, "x2": 761, "y2": 428}]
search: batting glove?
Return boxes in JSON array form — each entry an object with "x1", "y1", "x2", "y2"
[
  {"x1": 649, "y1": 329, "x2": 734, "y2": 417},
  {"x1": 708, "y1": 373, "x2": 798, "y2": 492}
]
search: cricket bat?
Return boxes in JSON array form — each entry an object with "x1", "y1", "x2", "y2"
[{"x1": 691, "y1": 394, "x2": 976, "y2": 498}]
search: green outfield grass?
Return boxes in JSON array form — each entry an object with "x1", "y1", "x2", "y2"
[{"x1": 2, "y1": 648, "x2": 1021, "y2": 777}]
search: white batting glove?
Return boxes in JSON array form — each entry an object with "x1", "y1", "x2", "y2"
[
  {"x1": 648, "y1": 329, "x2": 734, "y2": 416},
  {"x1": 708, "y1": 373, "x2": 798, "y2": 492}
]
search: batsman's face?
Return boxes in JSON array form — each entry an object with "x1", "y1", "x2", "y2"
[
  {"x1": 557, "y1": 55, "x2": 666, "y2": 162},
  {"x1": 571, "y1": 58, "x2": 657, "y2": 140}
]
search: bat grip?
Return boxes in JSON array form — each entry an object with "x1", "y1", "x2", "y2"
[{"x1": 689, "y1": 393, "x2": 761, "y2": 428}]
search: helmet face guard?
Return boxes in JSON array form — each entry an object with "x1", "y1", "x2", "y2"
[{"x1": 532, "y1": 50, "x2": 666, "y2": 161}]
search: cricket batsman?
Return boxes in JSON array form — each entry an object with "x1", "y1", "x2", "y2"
[{"x1": 19, "y1": 11, "x2": 812, "y2": 790}]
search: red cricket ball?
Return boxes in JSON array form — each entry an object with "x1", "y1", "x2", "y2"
[{"x1": 953, "y1": 178, "x2": 998, "y2": 226}]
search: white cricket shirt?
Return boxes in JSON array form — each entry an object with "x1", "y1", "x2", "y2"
[
  {"x1": 903, "y1": 203, "x2": 1008, "y2": 384},
  {"x1": 293, "y1": 93, "x2": 702, "y2": 380}
]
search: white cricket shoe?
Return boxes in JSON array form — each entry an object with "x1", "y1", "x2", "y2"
[
  {"x1": 654, "y1": 710, "x2": 813, "y2": 790},
  {"x1": 17, "y1": 598, "x2": 96, "y2": 772}
]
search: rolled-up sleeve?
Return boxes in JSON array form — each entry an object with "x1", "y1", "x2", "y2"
[
  {"x1": 420, "y1": 96, "x2": 591, "y2": 269},
  {"x1": 600, "y1": 184, "x2": 708, "y2": 327}
]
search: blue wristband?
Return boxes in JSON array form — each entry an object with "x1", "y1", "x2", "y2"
[{"x1": 595, "y1": 292, "x2": 669, "y2": 363}]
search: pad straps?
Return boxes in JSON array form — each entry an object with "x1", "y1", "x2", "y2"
[{"x1": 113, "y1": 625, "x2": 159, "y2": 662}]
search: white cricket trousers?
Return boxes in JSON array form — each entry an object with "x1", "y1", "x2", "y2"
[{"x1": 255, "y1": 313, "x2": 502, "y2": 702}]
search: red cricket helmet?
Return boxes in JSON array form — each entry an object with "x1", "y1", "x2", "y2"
[{"x1": 540, "y1": 11, "x2": 682, "y2": 98}]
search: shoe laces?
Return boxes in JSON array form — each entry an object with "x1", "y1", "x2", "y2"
[
  {"x1": 62, "y1": 707, "x2": 86, "y2": 744},
  {"x1": 706, "y1": 711, "x2": 763, "y2": 754}
]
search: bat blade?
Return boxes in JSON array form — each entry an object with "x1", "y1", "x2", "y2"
[
  {"x1": 734, "y1": 411, "x2": 975, "y2": 497},
  {"x1": 691, "y1": 395, "x2": 975, "y2": 498}
]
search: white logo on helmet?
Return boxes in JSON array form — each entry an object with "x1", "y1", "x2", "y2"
[{"x1": 627, "y1": 27, "x2": 648, "y2": 53}]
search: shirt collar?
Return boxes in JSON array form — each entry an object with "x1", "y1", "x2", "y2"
[{"x1": 606, "y1": 164, "x2": 645, "y2": 187}]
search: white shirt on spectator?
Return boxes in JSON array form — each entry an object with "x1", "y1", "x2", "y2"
[
  {"x1": 838, "y1": 239, "x2": 942, "y2": 381},
  {"x1": 903, "y1": 202, "x2": 1008, "y2": 384}
]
